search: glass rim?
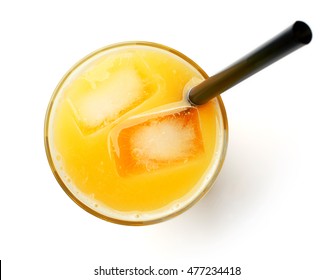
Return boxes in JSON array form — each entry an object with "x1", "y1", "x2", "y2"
[{"x1": 44, "y1": 41, "x2": 229, "y2": 226}]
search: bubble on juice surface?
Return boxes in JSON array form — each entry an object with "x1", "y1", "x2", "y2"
[
  {"x1": 114, "y1": 107, "x2": 204, "y2": 176},
  {"x1": 171, "y1": 203, "x2": 181, "y2": 211},
  {"x1": 67, "y1": 51, "x2": 162, "y2": 135}
]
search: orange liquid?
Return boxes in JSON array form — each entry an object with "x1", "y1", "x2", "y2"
[{"x1": 48, "y1": 43, "x2": 226, "y2": 223}]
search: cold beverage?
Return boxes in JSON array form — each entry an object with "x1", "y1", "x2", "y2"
[{"x1": 45, "y1": 42, "x2": 228, "y2": 225}]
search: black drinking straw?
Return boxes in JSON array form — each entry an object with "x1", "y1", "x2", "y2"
[{"x1": 187, "y1": 21, "x2": 312, "y2": 105}]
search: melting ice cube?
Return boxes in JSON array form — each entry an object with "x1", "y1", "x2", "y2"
[
  {"x1": 114, "y1": 107, "x2": 204, "y2": 176},
  {"x1": 68, "y1": 67, "x2": 147, "y2": 135}
]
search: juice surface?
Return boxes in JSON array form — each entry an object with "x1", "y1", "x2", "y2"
[{"x1": 49, "y1": 44, "x2": 224, "y2": 221}]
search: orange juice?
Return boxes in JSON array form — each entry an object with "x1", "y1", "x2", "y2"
[{"x1": 45, "y1": 42, "x2": 228, "y2": 225}]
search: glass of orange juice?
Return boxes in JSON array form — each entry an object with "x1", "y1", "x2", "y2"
[{"x1": 44, "y1": 42, "x2": 228, "y2": 225}]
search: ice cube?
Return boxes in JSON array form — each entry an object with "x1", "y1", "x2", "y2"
[
  {"x1": 68, "y1": 67, "x2": 147, "y2": 134},
  {"x1": 114, "y1": 107, "x2": 204, "y2": 176}
]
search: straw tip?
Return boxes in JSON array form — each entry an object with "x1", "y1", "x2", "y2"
[{"x1": 293, "y1": 21, "x2": 312, "y2": 44}]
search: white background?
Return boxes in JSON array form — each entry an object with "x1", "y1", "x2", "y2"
[{"x1": 0, "y1": 0, "x2": 332, "y2": 279}]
